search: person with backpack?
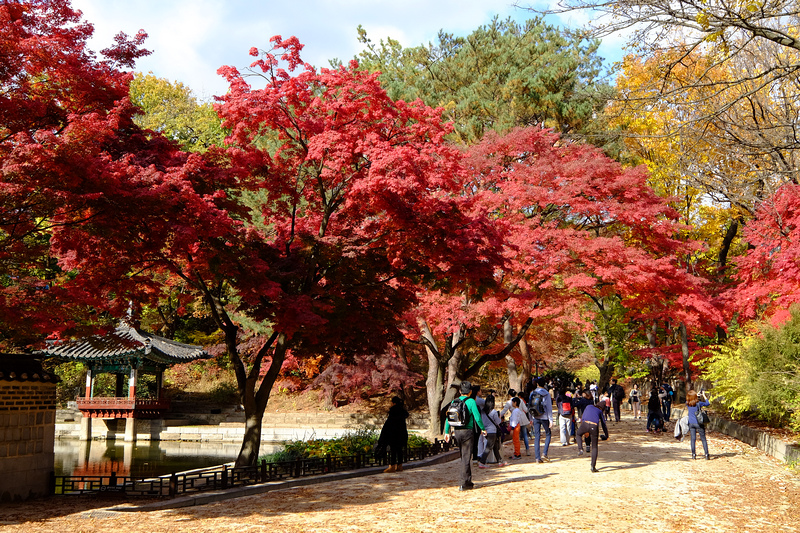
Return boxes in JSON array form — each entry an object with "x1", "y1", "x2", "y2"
[
  {"x1": 609, "y1": 378, "x2": 625, "y2": 422},
  {"x1": 443, "y1": 380, "x2": 487, "y2": 491},
  {"x1": 529, "y1": 377, "x2": 553, "y2": 463},
  {"x1": 555, "y1": 387, "x2": 574, "y2": 447}
]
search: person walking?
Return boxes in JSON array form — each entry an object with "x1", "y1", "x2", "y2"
[
  {"x1": 686, "y1": 389, "x2": 711, "y2": 460},
  {"x1": 477, "y1": 394, "x2": 507, "y2": 467},
  {"x1": 661, "y1": 382, "x2": 674, "y2": 420},
  {"x1": 508, "y1": 397, "x2": 525, "y2": 459},
  {"x1": 444, "y1": 380, "x2": 487, "y2": 491},
  {"x1": 376, "y1": 396, "x2": 409, "y2": 473},
  {"x1": 630, "y1": 384, "x2": 641, "y2": 419},
  {"x1": 646, "y1": 387, "x2": 665, "y2": 433},
  {"x1": 500, "y1": 389, "x2": 531, "y2": 455},
  {"x1": 530, "y1": 377, "x2": 553, "y2": 463},
  {"x1": 555, "y1": 387, "x2": 574, "y2": 446},
  {"x1": 609, "y1": 378, "x2": 625, "y2": 422},
  {"x1": 575, "y1": 397, "x2": 609, "y2": 472}
]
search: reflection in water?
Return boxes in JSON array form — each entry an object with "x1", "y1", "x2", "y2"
[{"x1": 54, "y1": 440, "x2": 283, "y2": 477}]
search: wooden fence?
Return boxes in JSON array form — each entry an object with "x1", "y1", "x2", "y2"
[{"x1": 51, "y1": 439, "x2": 452, "y2": 498}]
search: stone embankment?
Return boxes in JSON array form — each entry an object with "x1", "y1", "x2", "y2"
[{"x1": 55, "y1": 406, "x2": 430, "y2": 443}]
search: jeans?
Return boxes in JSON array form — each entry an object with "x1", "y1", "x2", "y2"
[
  {"x1": 558, "y1": 415, "x2": 571, "y2": 445},
  {"x1": 689, "y1": 423, "x2": 709, "y2": 456},
  {"x1": 533, "y1": 418, "x2": 551, "y2": 460},
  {"x1": 662, "y1": 400, "x2": 672, "y2": 420},
  {"x1": 521, "y1": 423, "x2": 530, "y2": 452},
  {"x1": 647, "y1": 411, "x2": 662, "y2": 431}
]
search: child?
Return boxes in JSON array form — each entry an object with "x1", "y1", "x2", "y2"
[{"x1": 509, "y1": 397, "x2": 524, "y2": 459}]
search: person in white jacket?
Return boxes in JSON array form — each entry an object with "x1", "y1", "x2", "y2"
[{"x1": 500, "y1": 389, "x2": 531, "y2": 455}]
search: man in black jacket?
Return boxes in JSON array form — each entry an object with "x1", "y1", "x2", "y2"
[{"x1": 609, "y1": 379, "x2": 625, "y2": 422}]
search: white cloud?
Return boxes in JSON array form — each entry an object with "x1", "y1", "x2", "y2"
[{"x1": 72, "y1": 0, "x2": 624, "y2": 98}]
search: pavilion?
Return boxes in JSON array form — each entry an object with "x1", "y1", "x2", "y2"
[{"x1": 41, "y1": 324, "x2": 209, "y2": 442}]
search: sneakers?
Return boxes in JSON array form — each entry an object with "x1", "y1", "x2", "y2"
[
  {"x1": 477, "y1": 462, "x2": 488, "y2": 469},
  {"x1": 585, "y1": 445, "x2": 591, "y2": 453},
  {"x1": 591, "y1": 467, "x2": 599, "y2": 473},
  {"x1": 497, "y1": 461, "x2": 509, "y2": 467},
  {"x1": 459, "y1": 483, "x2": 474, "y2": 491},
  {"x1": 536, "y1": 458, "x2": 543, "y2": 463},
  {"x1": 541, "y1": 456, "x2": 550, "y2": 463},
  {"x1": 512, "y1": 454, "x2": 522, "y2": 460}
]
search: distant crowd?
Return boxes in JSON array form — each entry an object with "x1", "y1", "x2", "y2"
[{"x1": 435, "y1": 376, "x2": 710, "y2": 490}]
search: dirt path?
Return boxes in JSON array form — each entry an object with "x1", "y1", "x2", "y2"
[{"x1": 2, "y1": 417, "x2": 798, "y2": 532}]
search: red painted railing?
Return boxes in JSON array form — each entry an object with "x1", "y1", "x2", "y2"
[{"x1": 76, "y1": 397, "x2": 170, "y2": 418}]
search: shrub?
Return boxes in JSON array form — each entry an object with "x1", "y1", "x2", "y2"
[
  {"x1": 704, "y1": 307, "x2": 800, "y2": 429},
  {"x1": 259, "y1": 427, "x2": 433, "y2": 463}
]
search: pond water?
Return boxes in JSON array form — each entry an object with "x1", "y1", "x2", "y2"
[{"x1": 54, "y1": 439, "x2": 284, "y2": 478}]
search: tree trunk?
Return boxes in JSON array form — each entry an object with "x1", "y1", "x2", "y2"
[
  {"x1": 597, "y1": 360, "x2": 615, "y2": 392},
  {"x1": 504, "y1": 319, "x2": 522, "y2": 391},
  {"x1": 519, "y1": 338, "x2": 531, "y2": 388},
  {"x1": 233, "y1": 334, "x2": 287, "y2": 467},
  {"x1": 679, "y1": 322, "x2": 692, "y2": 392},
  {"x1": 425, "y1": 346, "x2": 446, "y2": 438}
]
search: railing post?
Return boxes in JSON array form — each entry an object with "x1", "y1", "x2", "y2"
[
  {"x1": 325, "y1": 454, "x2": 332, "y2": 473},
  {"x1": 109, "y1": 471, "x2": 117, "y2": 487},
  {"x1": 169, "y1": 473, "x2": 177, "y2": 498},
  {"x1": 260, "y1": 459, "x2": 267, "y2": 482},
  {"x1": 293, "y1": 459, "x2": 301, "y2": 478},
  {"x1": 222, "y1": 465, "x2": 229, "y2": 489}
]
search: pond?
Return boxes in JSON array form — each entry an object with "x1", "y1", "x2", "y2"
[{"x1": 54, "y1": 439, "x2": 284, "y2": 478}]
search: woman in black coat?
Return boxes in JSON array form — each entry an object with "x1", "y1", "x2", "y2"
[{"x1": 377, "y1": 396, "x2": 409, "y2": 473}]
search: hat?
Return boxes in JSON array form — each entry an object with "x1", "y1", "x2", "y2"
[{"x1": 460, "y1": 381, "x2": 472, "y2": 395}]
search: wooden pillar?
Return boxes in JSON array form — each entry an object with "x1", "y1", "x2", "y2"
[
  {"x1": 128, "y1": 367, "x2": 138, "y2": 399},
  {"x1": 84, "y1": 367, "x2": 93, "y2": 399},
  {"x1": 156, "y1": 369, "x2": 164, "y2": 399}
]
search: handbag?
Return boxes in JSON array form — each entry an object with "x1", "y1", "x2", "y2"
[{"x1": 696, "y1": 406, "x2": 710, "y2": 426}]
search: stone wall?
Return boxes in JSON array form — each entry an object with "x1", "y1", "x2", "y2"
[
  {"x1": 0, "y1": 381, "x2": 57, "y2": 501},
  {"x1": 673, "y1": 407, "x2": 800, "y2": 465}
]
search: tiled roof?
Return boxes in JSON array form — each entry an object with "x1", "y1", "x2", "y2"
[
  {"x1": 0, "y1": 354, "x2": 60, "y2": 383},
  {"x1": 40, "y1": 325, "x2": 208, "y2": 365}
]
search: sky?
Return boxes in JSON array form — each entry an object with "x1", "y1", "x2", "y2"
[{"x1": 72, "y1": 0, "x2": 627, "y2": 101}]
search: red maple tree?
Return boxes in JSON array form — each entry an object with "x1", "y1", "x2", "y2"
[
  {"x1": 203, "y1": 37, "x2": 500, "y2": 465},
  {"x1": 731, "y1": 183, "x2": 800, "y2": 326},
  {"x1": 409, "y1": 126, "x2": 723, "y2": 423},
  {"x1": 0, "y1": 0, "x2": 153, "y2": 347}
]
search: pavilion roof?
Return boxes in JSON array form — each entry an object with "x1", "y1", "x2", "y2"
[{"x1": 40, "y1": 325, "x2": 209, "y2": 366}]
